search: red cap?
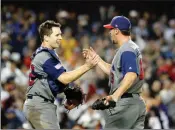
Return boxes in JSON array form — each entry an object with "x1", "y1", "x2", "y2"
[{"x1": 103, "y1": 24, "x2": 114, "y2": 29}]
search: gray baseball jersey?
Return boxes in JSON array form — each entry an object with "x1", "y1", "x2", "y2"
[
  {"x1": 23, "y1": 46, "x2": 66, "y2": 129},
  {"x1": 27, "y1": 46, "x2": 66, "y2": 100},
  {"x1": 109, "y1": 39, "x2": 144, "y2": 95},
  {"x1": 104, "y1": 40, "x2": 146, "y2": 129}
]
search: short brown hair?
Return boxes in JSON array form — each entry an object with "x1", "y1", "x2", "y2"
[
  {"x1": 120, "y1": 30, "x2": 131, "y2": 36},
  {"x1": 38, "y1": 20, "x2": 61, "y2": 42}
]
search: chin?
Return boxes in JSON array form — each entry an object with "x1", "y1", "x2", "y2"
[
  {"x1": 55, "y1": 45, "x2": 60, "y2": 49},
  {"x1": 112, "y1": 40, "x2": 116, "y2": 44}
]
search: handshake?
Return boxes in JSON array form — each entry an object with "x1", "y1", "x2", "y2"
[
  {"x1": 83, "y1": 47, "x2": 118, "y2": 110},
  {"x1": 82, "y1": 47, "x2": 101, "y2": 69}
]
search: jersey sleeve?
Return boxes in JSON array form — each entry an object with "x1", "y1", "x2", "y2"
[
  {"x1": 42, "y1": 58, "x2": 66, "y2": 80},
  {"x1": 121, "y1": 51, "x2": 138, "y2": 76}
]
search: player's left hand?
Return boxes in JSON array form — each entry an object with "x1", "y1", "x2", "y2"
[
  {"x1": 83, "y1": 47, "x2": 98, "y2": 59},
  {"x1": 91, "y1": 96, "x2": 116, "y2": 110},
  {"x1": 104, "y1": 95, "x2": 118, "y2": 105}
]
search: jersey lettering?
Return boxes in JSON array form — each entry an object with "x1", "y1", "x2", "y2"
[
  {"x1": 110, "y1": 71, "x2": 114, "y2": 84},
  {"x1": 28, "y1": 64, "x2": 36, "y2": 86},
  {"x1": 139, "y1": 58, "x2": 144, "y2": 80}
]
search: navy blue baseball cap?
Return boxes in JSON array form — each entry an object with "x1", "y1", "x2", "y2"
[{"x1": 103, "y1": 16, "x2": 131, "y2": 30}]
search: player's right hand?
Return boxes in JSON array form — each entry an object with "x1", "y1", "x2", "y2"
[
  {"x1": 85, "y1": 54, "x2": 100, "y2": 68},
  {"x1": 83, "y1": 47, "x2": 97, "y2": 59},
  {"x1": 83, "y1": 47, "x2": 100, "y2": 68},
  {"x1": 104, "y1": 95, "x2": 118, "y2": 105},
  {"x1": 104, "y1": 95, "x2": 113, "y2": 105}
]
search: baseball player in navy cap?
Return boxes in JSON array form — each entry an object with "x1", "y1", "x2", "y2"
[
  {"x1": 23, "y1": 20, "x2": 99, "y2": 129},
  {"x1": 104, "y1": 16, "x2": 131, "y2": 30},
  {"x1": 83, "y1": 16, "x2": 146, "y2": 128}
]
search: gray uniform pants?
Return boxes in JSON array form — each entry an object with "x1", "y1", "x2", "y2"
[
  {"x1": 104, "y1": 94, "x2": 146, "y2": 129},
  {"x1": 23, "y1": 96, "x2": 60, "y2": 129}
]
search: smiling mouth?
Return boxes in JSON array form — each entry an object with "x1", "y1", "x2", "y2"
[{"x1": 56, "y1": 40, "x2": 60, "y2": 44}]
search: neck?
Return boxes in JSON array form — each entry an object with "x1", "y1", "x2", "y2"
[
  {"x1": 117, "y1": 36, "x2": 131, "y2": 47},
  {"x1": 41, "y1": 42, "x2": 53, "y2": 49}
]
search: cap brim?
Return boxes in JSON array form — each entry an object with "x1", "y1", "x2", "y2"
[{"x1": 103, "y1": 24, "x2": 114, "y2": 29}]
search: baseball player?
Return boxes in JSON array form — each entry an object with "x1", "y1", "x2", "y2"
[
  {"x1": 83, "y1": 16, "x2": 146, "y2": 129},
  {"x1": 23, "y1": 20, "x2": 99, "y2": 129}
]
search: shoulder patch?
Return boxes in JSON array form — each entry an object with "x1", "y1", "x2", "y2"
[{"x1": 54, "y1": 63, "x2": 62, "y2": 69}]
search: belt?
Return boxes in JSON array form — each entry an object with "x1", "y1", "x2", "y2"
[
  {"x1": 27, "y1": 95, "x2": 54, "y2": 103},
  {"x1": 121, "y1": 93, "x2": 139, "y2": 98}
]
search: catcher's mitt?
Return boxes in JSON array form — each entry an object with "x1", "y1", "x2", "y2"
[
  {"x1": 91, "y1": 98, "x2": 116, "y2": 110},
  {"x1": 63, "y1": 85, "x2": 85, "y2": 111}
]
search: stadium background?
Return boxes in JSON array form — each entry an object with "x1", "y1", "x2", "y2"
[{"x1": 1, "y1": 1, "x2": 175, "y2": 129}]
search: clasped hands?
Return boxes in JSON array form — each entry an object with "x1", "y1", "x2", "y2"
[
  {"x1": 82, "y1": 47, "x2": 118, "y2": 105},
  {"x1": 82, "y1": 47, "x2": 101, "y2": 69}
]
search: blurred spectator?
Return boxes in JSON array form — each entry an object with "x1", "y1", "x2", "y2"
[
  {"x1": 129, "y1": 10, "x2": 139, "y2": 27},
  {"x1": 77, "y1": 106, "x2": 104, "y2": 129},
  {"x1": 61, "y1": 27, "x2": 78, "y2": 62},
  {"x1": 78, "y1": 14, "x2": 89, "y2": 27},
  {"x1": 5, "y1": 109, "x2": 23, "y2": 129},
  {"x1": 160, "y1": 79, "x2": 175, "y2": 105},
  {"x1": 164, "y1": 19, "x2": 175, "y2": 45},
  {"x1": 59, "y1": 112, "x2": 74, "y2": 129},
  {"x1": 133, "y1": 19, "x2": 149, "y2": 39},
  {"x1": 1, "y1": 49, "x2": 11, "y2": 68},
  {"x1": 1, "y1": 60, "x2": 28, "y2": 86},
  {"x1": 1, "y1": 32, "x2": 12, "y2": 51},
  {"x1": 56, "y1": 10, "x2": 69, "y2": 26}
]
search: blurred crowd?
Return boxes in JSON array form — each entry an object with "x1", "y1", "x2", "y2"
[{"x1": 1, "y1": 4, "x2": 175, "y2": 129}]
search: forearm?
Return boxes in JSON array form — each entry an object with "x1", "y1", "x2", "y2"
[
  {"x1": 97, "y1": 58, "x2": 111, "y2": 75},
  {"x1": 112, "y1": 72, "x2": 137, "y2": 100},
  {"x1": 58, "y1": 64, "x2": 91, "y2": 85}
]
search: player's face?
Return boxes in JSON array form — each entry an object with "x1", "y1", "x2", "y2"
[
  {"x1": 48, "y1": 27, "x2": 62, "y2": 49},
  {"x1": 109, "y1": 28, "x2": 118, "y2": 44}
]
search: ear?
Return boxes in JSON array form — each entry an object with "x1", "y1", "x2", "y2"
[
  {"x1": 115, "y1": 29, "x2": 119, "y2": 35},
  {"x1": 44, "y1": 35, "x2": 49, "y2": 42}
]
